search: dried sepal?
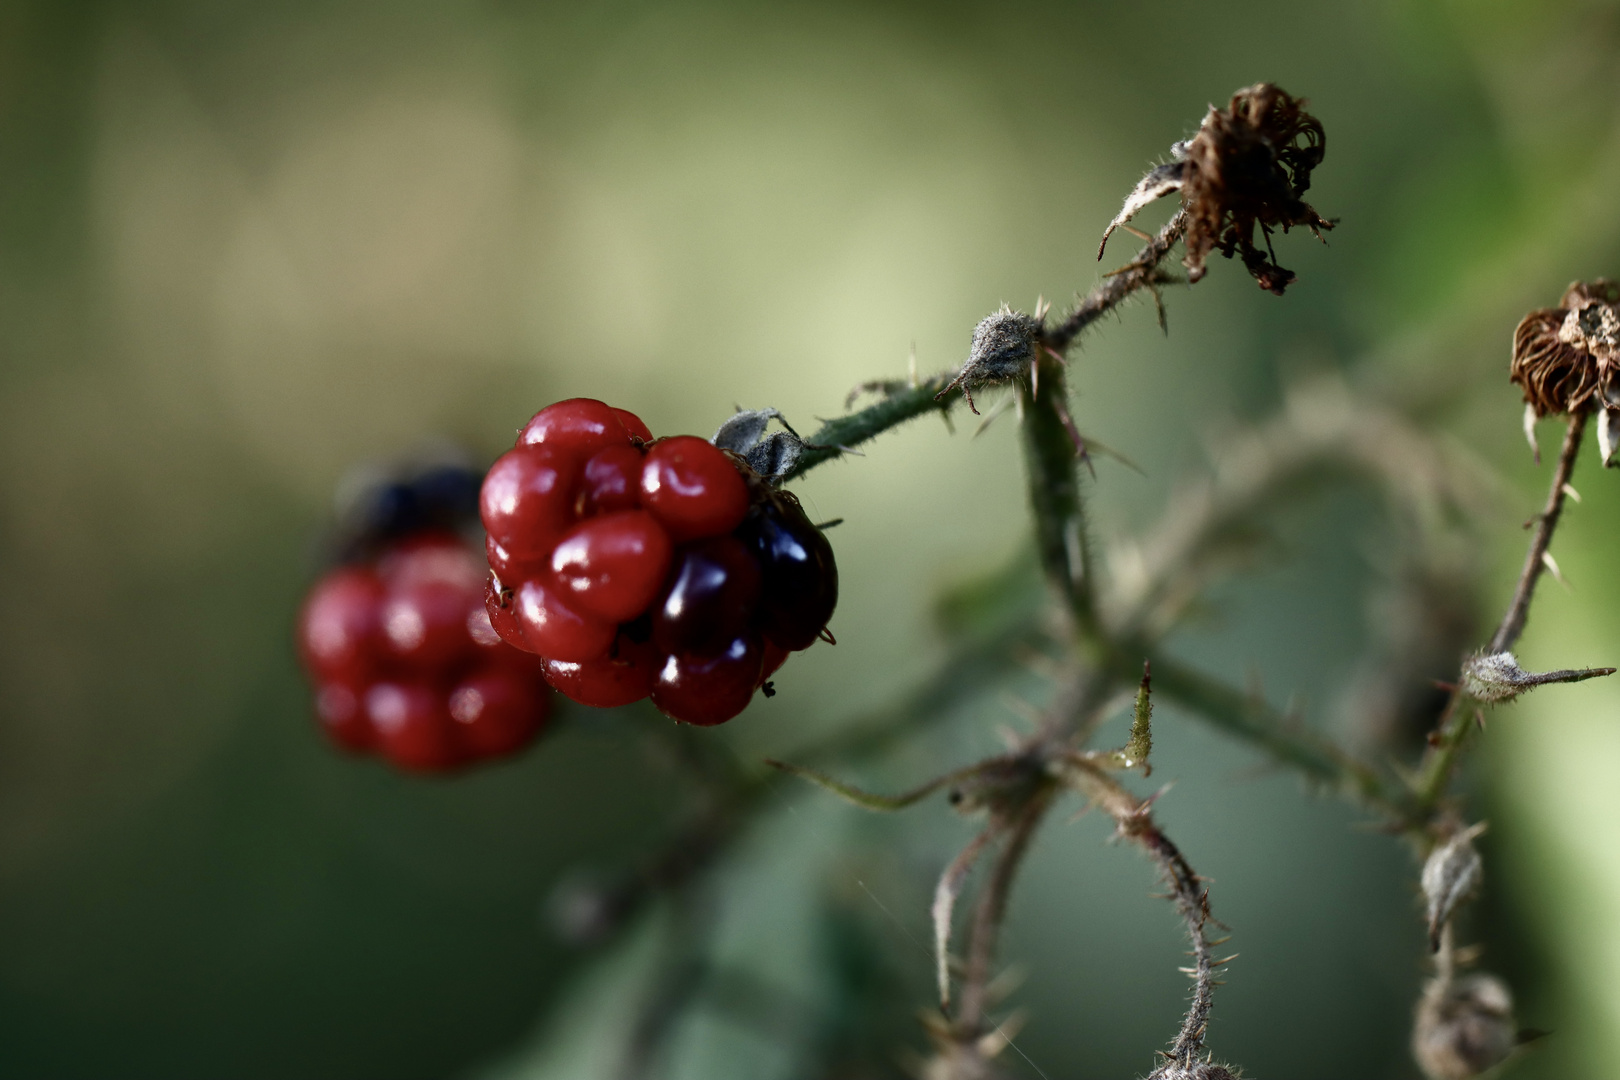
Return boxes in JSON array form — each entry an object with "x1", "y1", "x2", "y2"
[
  {"x1": 1101, "y1": 84, "x2": 1334, "y2": 295},
  {"x1": 1099, "y1": 155, "x2": 1187, "y2": 259},
  {"x1": 931, "y1": 825, "x2": 999, "y2": 1010},
  {"x1": 1421, "y1": 822, "x2": 1486, "y2": 951},
  {"x1": 1511, "y1": 279, "x2": 1620, "y2": 419},
  {"x1": 1459, "y1": 650, "x2": 1615, "y2": 704},
  {"x1": 936, "y1": 306, "x2": 1040, "y2": 414},
  {"x1": 1522, "y1": 402, "x2": 1541, "y2": 463},
  {"x1": 1595, "y1": 405, "x2": 1620, "y2": 466},
  {"x1": 1413, "y1": 972, "x2": 1517, "y2": 1080},
  {"x1": 712, "y1": 407, "x2": 806, "y2": 483}
]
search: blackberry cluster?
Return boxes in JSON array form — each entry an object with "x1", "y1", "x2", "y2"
[
  {"x1": 481, "y1": 399, "x2": 838, "y2": 725},
  {"x1": 297, "y1": 465, "x2": 551, "y2": 771}
]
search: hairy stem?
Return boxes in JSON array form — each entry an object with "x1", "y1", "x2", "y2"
[
  {"x1": 1413, "y1": 412, "x2": 1588, "y2": 823},
  {"x1": 1139, "y1": 822, "x2": 1218, "y2": 1072},
  {"x1": 1019, "y1": 355, "x2": 1100, "y2": 638},
  {"x1": 788, "y1": 373, "x2": 954, "y2": 479},
  {"x1": 1056, "y1": 756, "x2": 1227, "y2": 1076},
  {"x1": 1490, "y1": 411, "x2": 1587, "y2": 653},
  {"x1": 784, "y1": 213, "x2": 1188, "y2": 485},
  {"x1": 1045, "y1": 210, "x2": 1188, "y2": 354},
  {"x1": 1015, "y1": 213, "x2": 1192, "y2": 642}
]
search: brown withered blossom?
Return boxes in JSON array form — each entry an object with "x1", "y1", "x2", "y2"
[
  {"x1": 1100, "y1": 83, "x2": 1335, "y2": 295},
  {"x1": 1512, "y1": 279, "x2": 1620, "y2": 464},
  {"x1": 1512, "y1": 280, "x2": 1620, "y2": 416}
]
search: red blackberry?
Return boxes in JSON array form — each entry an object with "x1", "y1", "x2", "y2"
[
  {"x1": 480, "y1": 399, "x2": 838, "y2": 725},
  {"x1": 297, "y1": 464, "x2": 552, "y2": 771}
]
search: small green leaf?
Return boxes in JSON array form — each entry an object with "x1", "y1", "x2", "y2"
[{"x1": 1125, "y1": 661, "x2": 1154, "y2": 775}]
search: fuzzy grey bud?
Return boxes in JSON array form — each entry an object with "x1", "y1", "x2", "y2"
[
  {"x1": 1459, "y1": 650, "x2": 1615, "y2": 703},
  {"x1": 1413, "y1": 973, "x2": 1517, "y2": 1080},
  {"x1": 969, "y1": 307, "x2": 1039, "y2": 378},
  {"x1": 1421, "y1": 822, "x2": 1486, "y2": 951},
  {"x1": 936, "y1": 305, "x2": 1041, "y2": 414},
  {"x1": 1150, "y1": 1064, "x2": 1238, "y2": 1080}
]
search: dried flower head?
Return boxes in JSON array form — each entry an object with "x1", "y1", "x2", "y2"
[
  {"x1": 1413, "y1": 972, "x2": 1517, "y2": 1080},
  {"x1": 1100, "y1": 83, "x2": 1335, "y2": 295},
  {"x1": 1512, "y1": 280, "x2": 1620, "y2": 461}
]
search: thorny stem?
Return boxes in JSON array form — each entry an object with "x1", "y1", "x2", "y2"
[
  {"x1": 1490, "y1": 411, "x2": 1587, "y2": 654},
  {"x1": 955, "y1": 790, "x2": 1054, "y2": 1034},
  {"x1": 1012, "y1": 212, "x2": 1193, "y2": 645},
  {"x1": 1018, "y1": 355, "x2": 1101, "y2": 639},
  {"x1": 1044, "y1": 210, "x2": 1187, "y2": 354},
  {"x1": 787, "y1": 374, "x2": 954, "y2": 480},
  {"x1": 782, "y1": 213, "x2": 1188, "y2": 486},
  {"x1": 1412, "y1": 412, "x2": 1587, "y2": 825},
  {"x1": 1140, "y1": 821, "x2": 1218, "y2": 1072},
  {"x1": 1058, "y1": 756, "x2": 1225, "y2": 1076}
]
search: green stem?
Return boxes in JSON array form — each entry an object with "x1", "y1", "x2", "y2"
[
  {"x1": 1018, "y1": 353, "x2": 1100, "y2": 641},
  {"x1": 786, "y1": 375, "x2": 954, "y2": 480},
  {"x1": 783, "y1": 213, "x2": 1186, "y2": 486}
]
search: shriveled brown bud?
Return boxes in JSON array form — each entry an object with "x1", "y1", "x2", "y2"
[
  {"x1": 1413, "y1": 973, "x2": 1517, "y2": 1080},
  {"x1": 1421, "y1": 822, "x2": 1486, "y2": 951},
  {"x1": 936, "y1": 305, "x2": 1040, "y2": 414},
  {"x1": 1512, "y1": 280, "x2": 1620, "y2": 462},
  {"x1": 1100, "y1": 83, "x2": 1335, "y2": 295}
]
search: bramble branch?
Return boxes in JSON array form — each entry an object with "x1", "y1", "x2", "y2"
[
  {"x1": 1047, "y1": 210, "x2": 1187, "y2": 353},
  {"x1": 788, "y1": 374, "x2": 954, "y2": 479},
  {"x1": 786, "y1": 213, "x2": 1189, "y2": 486},
  {"x1": 1413, "y1": 411, "x2": 1595, "y2": 826},
  {"x1": 1491, "y1": 412, "x2": 1587, "y2": 654}
]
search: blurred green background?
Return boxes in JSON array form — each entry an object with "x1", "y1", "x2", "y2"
[{"x1": 3, "y1": 0, "x2": 1619, "y2": 1077}]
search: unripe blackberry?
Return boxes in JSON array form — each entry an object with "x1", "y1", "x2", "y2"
[
  {"x1": 479, "y1": 399, "x2": 839, "y2": 725},
  {"x1": 296, "y1": 462, "x2": 553, "y2": 771}
]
